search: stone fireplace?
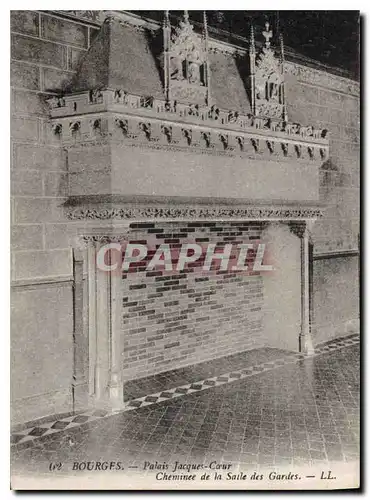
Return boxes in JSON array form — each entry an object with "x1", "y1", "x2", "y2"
[{"x1": 47, "y1": 11, "x2": 328, "y2": 411}]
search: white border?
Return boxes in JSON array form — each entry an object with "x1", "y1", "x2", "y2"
[{"x1": 2, "y1": 3, "x2": 365, "y2": 499}]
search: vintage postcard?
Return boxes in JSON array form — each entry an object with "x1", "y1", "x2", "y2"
[{"x1": 10, "y1": 9, "x2": 360, "y2": 490}]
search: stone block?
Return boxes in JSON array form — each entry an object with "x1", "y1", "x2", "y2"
[
  {"x1": 43, "y1": 172, "x2": 69, "y2": 197},
  {"x1": 11, "y1": 224, "x2": 43, "y2": 251},
  {"x1": 13, "y1": 249, "x2": 72, "y2": 280},
  {"x1": 44, "y1": 223, "x2": 79, "y2": 249},
  {"x1": 342, "y1": 126, "x2": 359, "y2": 144},
  {"x1": 347, "y1": 110, "x2": 360, "y2": 129},
  {"x1": 11, "y1": 284, "x2": 73, "y2": 400},
  {"x1": 295, "y1": 83, "x2": 320, "y2": 105},
  {"x1": 67, "y1": 145, "x2": 111, "y2": 173},
  {"x1": 69, "y1": 47, "x2": 85, "y2": 71},
  {"x1": 41, "y1": 14, "x2": 88, "y2": 48},
  {"x1": 12, "y1": 89, "x2": 48, "y2": 116},
  {"x1": 43, "y1": 67, "x2": 74, "y2": 92},
  {"x1": 11, "y1": 34, "x2": 66, "y2": 69},
  {"x1": 10, "y1": 61, "x2": 40, "y2": 90},
  {"x1": 318, "y1": 88, "x2": 347, "y2": 108},
  {"x1": 11, "y1": 116, "x2": 39, "y2": 142},
  {"x1": 13, "y1": 144, "x2": 66, "y2": 171},
  {"x1": 11, "y1": 169, "x2": 43, "y2": 196},
  {"x1": 14, "y1": 197, "x2": 66, "y2": 223},
  {"x1": 11, "y1": 10, "x2": 39, "y2": 36},
  {"x1": 329, "y1": 107, "x2": 346, "y2": 125},
  {"x1": 69, "y1": 169, "x2": 112, "y2": 196}
]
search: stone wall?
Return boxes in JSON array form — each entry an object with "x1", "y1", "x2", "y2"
[
  {"x1": 10, "y1": 11, "x2": 99, "y2": 424},
  {"x1": 285, "y1": 69, "x2": 360, "y2": 341}
]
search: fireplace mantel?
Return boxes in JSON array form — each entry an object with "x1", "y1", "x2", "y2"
[{"x1": 65, "y1": 195, "x2": 325, "y2": 223}]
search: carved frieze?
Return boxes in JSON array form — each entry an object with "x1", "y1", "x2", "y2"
[
  {"x1": 67, "y1": 205, "x2": 323, "y2": 221},
  {"x1": 81, "y1": 234, "x2": 129, "y2": 243},
  {"x1": 58, "y1": 116, "x2": 326, "y2": 161},
  {"x1": 50, "y1": 106, "x2": 329, "y2": 162},
  {"x1": 48, "y1": 88, "x2": 329, "y2": 160}
]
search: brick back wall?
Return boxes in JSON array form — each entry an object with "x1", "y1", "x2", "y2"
[{"x1": 121, "y1": 221, "x2": 266, "y2": 381}]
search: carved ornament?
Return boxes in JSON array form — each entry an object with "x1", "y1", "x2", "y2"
[{"x1": 67, "y1": 205, "x2": 324, "y2": 221}]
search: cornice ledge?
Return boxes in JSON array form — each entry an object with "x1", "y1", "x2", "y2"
[{"x1": 65, "y1": 197, "x2": 325, "y2": 221}]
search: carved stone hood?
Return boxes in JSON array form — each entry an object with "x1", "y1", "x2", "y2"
[{"x1": 47, "y1": 12, "x2": 329, "y2": 223}]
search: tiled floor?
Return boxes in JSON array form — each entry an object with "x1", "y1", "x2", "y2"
[
  {"x1": 123, "y1": 346, "x2": 289, "y2": 401},
  {"x1": 11, "y1": 336, "x2": 360, "y2": 481}
]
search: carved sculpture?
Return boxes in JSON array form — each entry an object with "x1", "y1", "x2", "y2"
[
  {"x1": 90, "y1": 118, "x2": 101, "y2": 134},
  {"x1": 182, "y1": 128, "x2": 192, "y2": 145},
  {"x1": 254, "y1": 117, "x2": 267, "y2": 129},
  {"x1": 163, "y1": 11, "x2": 210, "y2": 104},
  {"x1": 139, "y1": 122, "x2": 151, "y2": 140},
  {"x1": 170, "y1": 56, "x2": 184, "y2": 80},
  {"x1": 299, "y1": 125, "x2": 313, "y2": 138},
  {"x1": 285, "y1": 123, "x2": 300, "y2": 135},
  {"x1": 250, "y1": 21, "x2": 286, "y2": 121},
  {"x1": 219, "y1": 134, "x2": 228, "y2": 150},
  {"x1": 251, "y1": 138, "x2": 259, "y2": 152},
  {"x1": 89, "y1": 89, "x2": 103, "y2": 104},
  {"x1": 202, "y1": 131, "x2": 211, "y2": 148},
  {"x1": 188, "y1": 61, "x2": 201, "y2": 84},
  {"x1": 269, "y1": 119, "x2": 281, "y2": 132},
  {"x1": 49, "y1": 96, "x2": 65, "y2": 109},
  {"x1": 70, "y1": 121, "x2": 81, "y2": 133},
  {"x1": 161, "y1": 125, "x2": 172, "y2": 143},
  {"x1": 236, "y1": 136, "x2": 244, "y2": 151},
  {"x1": 313, "y1": 128, "x2": 328, "y2": 139},
  {"x1": 114, "y1": 89, "x2": 129, "y2": 104},
  {"x1": 115, "y1": 118, "x2": 128, "y2": 135},
  {"x1": 52, "y1": 123, "x2": 62, "y2": 136}
]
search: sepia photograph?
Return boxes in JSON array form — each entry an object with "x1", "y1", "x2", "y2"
[{"x1": 9, "y1": 8, "x2": 360, "y2": 490}]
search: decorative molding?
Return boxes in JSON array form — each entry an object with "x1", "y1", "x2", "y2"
[
  {"x1": 49, "y1": 108, "x2": 329, "y2": 162},
  {"x1": 67, "y1": 205, "x2": 324, "y2": 221},
  {"x1": 313, "y1": 249, "x2": 359, "y2": 260},
  {"x1": 80, "y1": 234, "x2": 129, "y2": 243},
  {"x1": 11, "y1": 276, "x2": 74, "y2": 290},
  {"x1": 49, "y1": 90, "x2": 329, "y2": 146}
]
